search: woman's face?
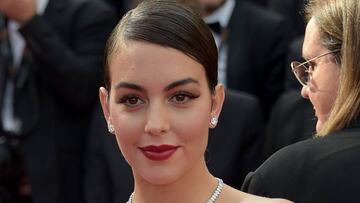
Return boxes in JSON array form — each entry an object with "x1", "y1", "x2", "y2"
[
  {"x1": 100, "y1": 41, "x2": 224, "y2": 185},
  {"x1": 301, "y1": 17, "x2": 340, "y2": 132}
]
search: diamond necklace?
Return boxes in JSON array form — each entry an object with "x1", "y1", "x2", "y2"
[{"x1": 126, "y1": 178, "x2": 224, "y2": 203}]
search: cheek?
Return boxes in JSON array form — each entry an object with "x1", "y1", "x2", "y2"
[
  {"x1": 171, "y1": 104, "x2": 211, "y2": 146},
  {"x1": 111, "y1": 110, "x2": 145, "y2": 158},
  {"x1": 310, "y1": 91, "x2": 336, "y2": 113},
  {"x1": 309, "y1": 68, "x2": 339, "y2": 116}
]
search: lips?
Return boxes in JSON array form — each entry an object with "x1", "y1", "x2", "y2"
[{"x1": 139, "y1": 145, "x2": 179, "y2": 161}]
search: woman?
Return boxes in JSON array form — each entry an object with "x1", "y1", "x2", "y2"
[
  {"x1": 99, "y1": 0, "x2": 291, "y2": 202},
  {"x1": 242, "y1": 0, "x2": 360, "y2": 202}
]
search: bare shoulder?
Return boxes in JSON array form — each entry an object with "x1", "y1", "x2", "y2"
[
  {"x1": 218, "y1": 185, "x2": 293, "y2": 203},
  {"x1": 241, "y1": 192, "x2": 293, "y2": 203},
  {"x1": 264, "y1": 199, "x2": 293, "y2": 203}
]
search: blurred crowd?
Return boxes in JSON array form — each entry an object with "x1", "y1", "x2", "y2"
[{"x1": 0, "y1": 0, "x2": 315, "y2": 203}]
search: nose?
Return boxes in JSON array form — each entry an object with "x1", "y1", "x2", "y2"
[
  {"x1": 144, "y1": 102, "x2": 170, "y2": 136},
  {"x1": 301, "y1": 86, "x2": 309, "y2": 99}
]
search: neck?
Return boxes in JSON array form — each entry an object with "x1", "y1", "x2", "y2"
[{"x1": 132, "y1": 159, "x2": 217, "y2": 203}]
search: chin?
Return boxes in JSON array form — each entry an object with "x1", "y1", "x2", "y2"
[
  {"x1": 142, "y1": 175, "x2": 179, "y2": 186},
  {"x1": 138, "y1": 167, "x2": 182, "y2": 185}
]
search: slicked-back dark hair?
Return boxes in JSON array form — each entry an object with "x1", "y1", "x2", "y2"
[{"x1": 104, "y1": 0, "x2": 218, "y2": 92}]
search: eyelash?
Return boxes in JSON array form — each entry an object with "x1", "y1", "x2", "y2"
[
  {"x1": 117, "y1": 94, "x2": 145, "y2": 108},
  {"x1": 169, "y1": 91, "x2": 199, "y2": 104},
  {"x1": 116, "y1": 91, "x2": 199, "y2": 108},
  {"x1": 306, "y1": 62, "x2": 315, "y2": 71}
]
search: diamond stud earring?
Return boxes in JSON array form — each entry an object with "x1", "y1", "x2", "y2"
[
  {"x1": 107, "y1": 122, "x2": 115, "y2": 134},
  {"x1": 210, "y1": 116, "x2": 218, "y2": 128}
]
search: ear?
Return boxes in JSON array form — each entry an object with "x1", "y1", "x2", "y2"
[
  {"x1": 99, "y1": 87, "x2": 111, "y2": 123},
  {"x1": 210, "y1": 84, "x2": 225, "y2": 119}
]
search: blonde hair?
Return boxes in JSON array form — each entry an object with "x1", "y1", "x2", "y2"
[{"x1": 306, "y1": 0, "x2": 360, "y2": 136}]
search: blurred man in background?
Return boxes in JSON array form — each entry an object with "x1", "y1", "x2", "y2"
[
  {"x1": 198, "y1": 0, "x2": 291, "y2": 120},
  {"x1": 0, "y1": 0, "x2": 117, "y2": 202}
]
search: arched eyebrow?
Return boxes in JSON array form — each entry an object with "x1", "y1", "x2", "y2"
[
  {"x1": 164, "y1": 78, "x2": 200, "y2": 91},
  {"x1": 115, "y1": 82, "x2": 145, "y2": 92},
  {"x1": 114, "y1": 77, "x2": 200, "y2": 92}
]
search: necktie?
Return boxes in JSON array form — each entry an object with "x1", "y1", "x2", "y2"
[{"x1": 207, "y1": 22, "x2": 222, "y2": 35}]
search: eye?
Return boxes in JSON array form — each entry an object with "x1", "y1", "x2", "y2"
[
  {"x1": 118, "y1": 94, "x2": 145, "y2": 108},
  {"x1": 303, "y1": 62, "x2": 315, "y2": 72},
  {"x1": 308, "y1": 62, "x2": 315, "y2": 71},
  {"x1": 169, "y1": 91, "x2": 199, "y2": 104},
  {"x1": 172, "y1": 94, "x2": 188, "y2": 103}
]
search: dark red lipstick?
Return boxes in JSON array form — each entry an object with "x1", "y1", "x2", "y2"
[{"x1": 139, "y1": 145, "x2": 179, "y2": 161}]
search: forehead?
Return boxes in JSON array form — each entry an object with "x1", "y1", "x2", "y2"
[
  {"x1": 303, "y1": 17, "x2": 328, "y2": 59},
  {"x1": 108, "y1": 41, "x2": 207, "y2": 87}
]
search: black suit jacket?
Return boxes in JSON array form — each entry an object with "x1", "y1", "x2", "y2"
[
  {"x1": 246, "y1": 0, "x2": 268, "y2": 7},
  {"x1": 84, "y1": 103, "x2": 133, "y2": 203},
  {"x1": 0, "y1": 15, "x2": 9, "y2": 127},
  {"x1": 0, "y1": 57, "x2": 6, "y2": 119},
  {"x1": 242, "y1": 121, "x2": 360, "y2": 203},
  {"x1": 268, "y1": 0, "x2": 305, "y2": 37},
  {"x1": 207, "y1": 90, "x2": 264, "y2": 188},
  {"x1": 263, "y1": 90, "x2": 315, "y2": 159},
  {"x1": 84, "y1": 90, "x2": 265, "y2": 203},
  {"x1": 226, "y1": 1, "x2": 291, "y2": 118},
  {"x1": 0, "y1": 1, "x2": 117, "y2": 203},
  {"x1": 284, "y1": 36, "x2": 304, "y2": 90},
  {"x1": 102, "y1": 0, "x2": 131, "y2": 17}
]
